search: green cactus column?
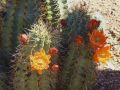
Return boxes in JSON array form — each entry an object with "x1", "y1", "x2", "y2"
[
  {"x1": 12, "y1": 0, "x2": 40, "y2": 52},
  {"x1": 39, "y1": 0, "x2": 48, "y2": 22},
  {"x1": 1, "y1": 0, "x2": 17, "y2": 52},
  {"x1": 0, "y1": 72, "x2": 7, "y2": 90},
  {"x1": 68, "y1": 45, "x2": 96, "y2": 90},
  {"x1": 2, "y1": 0, "x2": 40, "y2": 53},
  {"x1": 45, "y1": 0, "x2": 60, "y2": 27},
  {"x1": 39, "y1": 0, "x2": 63, "y2": 27},
  {"x1": 58, "y1": 0, "x2": 68, "y2": 18},
  {"x1": 59, "y1": 9, "x2": 96, "y2": 90},
  {"x1": 12, "y1": 19, "x2": 59, "y2": 90},
  {"x1": 0, "y1": 15, "x2": 7, "y2": 87},
  {"x1": 0, "y1": 16, "x2": 3, "y2": 48}
]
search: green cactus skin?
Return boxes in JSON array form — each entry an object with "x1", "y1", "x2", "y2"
[
  {"x1": 1, "y1": 0, "x2": 39, "y2": 53},
  {"x1": 0, "y1": 16, "x2": 3, "y2": 48},
  {"x1": 12, "y1": 19, "x2": 59, "y2": 90},
  {"x1": 58, "y1": 0, "x2": 68, "y2": 19},
  {"x1": 0, "y1": 72, "x2": 7, "y2": 90},
  {"x1": 39, "y1": 0, "x2": 60, "y2": 25},
  {"x1": 1, "y1": 0, "x2": 17, "y2": 53},
  {"x1": 68, "y1": 45, "x2": 96, "y2": 90},
  {"x1": 39, "y1": 0, "x2": 48, "y2": 22},
  {"x1": 60, "y1": 43, "x2": 96, "y2": 90},
  {"x1": 60, "y1": 43, "x2": 78, "y2": 90},
  {"x1": 45, "y1": 0, "x2": 60, "y2": 27},
  {"x1": 0, "y1": 16, "x2": 7, "y2": 90},
  {"x1": 11, "y1": 0, "x2": 39, "y2": 51},
  {"x1": 0, "y1": 3, "x2": 8, "y2": 90}
]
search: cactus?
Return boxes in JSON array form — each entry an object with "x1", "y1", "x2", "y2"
[
  {"x1": 39, "y1": 0, "x2": 48, "y2": 22},
  {"x1": 1, "y1": 0, "x2": 39, "y2": 53},
  {"x1": 0, "y1": 15, "x2": 3, "y2": 48},
  {"x1": 2, "y1": 0, "x2": 19, "y2": 53},
  {"x1": 45, "y1": 0, "x2": 60, "y2": 27},
  {"x1": 11, "y1": 19, "x2": 59, "y2": 90},
  {"x1": 0, "y1": 3, "x2": 7, "y2": 90},
  {"x1": 10, "y1": 2, "x2": 96, "y2": 90},
  {"x1": 59, "y1": 9, "x2": 96, "y2": 90},
  {"x1": 38, "y1": 0, "x2": 61, "y2": 26},
  {"x1": 1, "y1": 0, "x2": 61, "y2": 53},
  {"x1": 0, "y1": 0, "x2": 6, "y2": 48},
  {"x1": 68, "y1": 45, "x2": 96, "y2": 90},
  {"x1": 0, "y1": 0, "x2": 100, "y2": 90},
  {"x1": 0, "y1": 2, "x2": 40, "y2": 89},
  {"x1": 58, "y1": 0, "x2": 68, "y2": 18},
  {"x1": 0, "y1": 72, "x2": 7, "y2": 90}
]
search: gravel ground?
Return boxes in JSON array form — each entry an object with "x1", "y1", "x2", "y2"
[{"x1": 68, "y1": 0, "x2": 120, "y2": 90}]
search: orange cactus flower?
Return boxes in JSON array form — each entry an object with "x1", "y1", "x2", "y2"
[
  {"x1": 30, "y1": 49, "x2": 51, "y2": 74},
  {"x1": 87, "y1": 19, "x2": 100, "y2": 32},
  {"x1": 51, "y1": 64, "x2": 60, "y2": 73},
  {"x1": 89, "y1": 30, "x2": 107, "y2": 49},
  {"x1": 74, "y1": 35, "x2": 84, "y2": 46},
  {"x1": 19, "y1": 34, "x2": 28, "y2": 45},
  {"x1": 49, "y1": 47, "x2": 58, "y2": 56},
  {"x1": 93, "y1": 46, "x2": 112, "y2": 64}
]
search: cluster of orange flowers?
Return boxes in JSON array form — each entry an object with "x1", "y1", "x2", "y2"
[
  {"x1": 19, "y1": 18, "x2": 112, "y2": 75},
  {"x1": 88, "y1": 19, "x2": 112, "y2": 64},
  {"x1": 74, "y1": 19, "x2": 112, "y2": 64}
]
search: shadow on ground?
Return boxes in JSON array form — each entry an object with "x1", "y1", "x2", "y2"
[{"x1": 91, "y1": 70, "x2": 120, "y2": 90}]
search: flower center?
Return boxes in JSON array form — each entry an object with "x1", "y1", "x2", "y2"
[{"x1": 95, "y1": 37, "x2": 100, "y2": 42}]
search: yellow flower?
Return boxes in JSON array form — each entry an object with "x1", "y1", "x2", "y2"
[
  {"x1": 30, "y1": 49, "x2": 51, "y2": 74},
  {"x1": 93, "y1": 46, "x2": 112, "y2": 64}
]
